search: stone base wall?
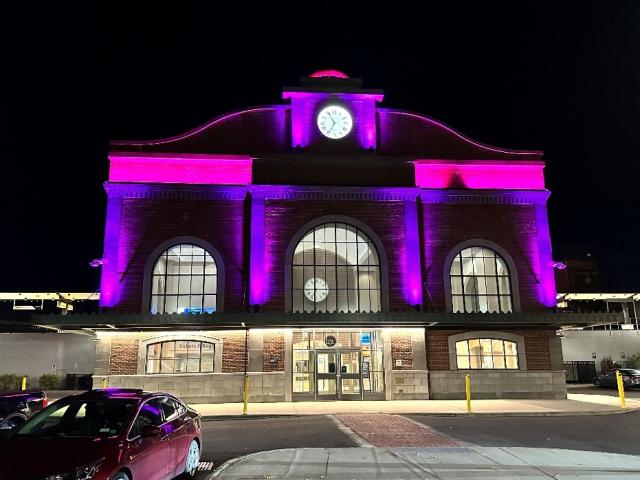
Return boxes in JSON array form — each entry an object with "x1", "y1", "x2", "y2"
[
  {"x1": 99, "y1": 371, "x2": 286, "y2": 403},
  {"x1": 428, "y1": 370, "x2": 567, "y2": 400},
  {"x1": 388, "y1": 370, "x2": 429, "y2": 400}
]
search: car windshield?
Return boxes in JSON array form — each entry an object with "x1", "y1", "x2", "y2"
[
  {"x1": 14, "y1": 399, "x2": 136, "y2": 437},
  {"x1": 621, "y1": 369, "x2": 640, "y2": 375}
]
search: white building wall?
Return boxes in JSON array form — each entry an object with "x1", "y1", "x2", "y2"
[
  {"x1": 0, "y1": 333, "x2": 96, "y2": 379},
  {"x1": 561, "y1": 330, "x2": 640, "y2": 371}
]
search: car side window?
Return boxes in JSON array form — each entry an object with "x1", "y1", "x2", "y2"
[
  {"x1": 129, "y1": 400, "x2": 163, "y2": 438},
  {"x1": 158, "y1": 397, "x2": 178, "y2": 422},
  {"x1": 174, "y1": 399, "x2": 187, "y2": 416}
]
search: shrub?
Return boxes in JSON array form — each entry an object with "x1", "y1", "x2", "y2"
[
  {"x1": 625, "y1": 352, "x2": 640, "y2": 369},
  {"x1": 39, "y1": 374, "x2": 62, "y2": 390},
  {"x1": 0, "y1": 374, "x2": 24, "y2": 390},
  {"x1": 600, "y1": 356, "x2": 614, "y2": 374}
]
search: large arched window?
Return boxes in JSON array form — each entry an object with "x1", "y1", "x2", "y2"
[
  {"x1": 150, "y1": 244, "x2": 217, "y2": 314},
  {"x1": 291, "y1": 223, "x2": 381, "y2": 313},
  {"x1": 450, "y1": 246, "x2": 513, "y2": 313}
]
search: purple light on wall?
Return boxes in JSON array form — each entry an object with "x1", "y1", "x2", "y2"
[
  {"x1": 282, "y1": 91, "x2": 383, "y2": 149},
  {"x1": 534, "y1": 202, "x2": 557, "y2": 307},
  {"x1": 403, "y1": 200, "x2": 423, "y2": 306},
  {"x1": 249, "y1": 194, "x2": 267, "y2": 305},
  {"x1": 309, "y1": 69, "x2": 349, "y2": 78},
  {"x1": 414, "y1": 160, "x2": 545, "y2": 190},
  {"x1": 109, "y1": 153, "x2": 252, "y2": 185},
  {"x1": 99, "y1": 189, "x2": 123, "y2": 307}
]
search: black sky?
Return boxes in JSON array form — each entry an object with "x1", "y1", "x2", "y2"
[{"x1": 2, "y1": 2, "x2": 639, "y2": 292}]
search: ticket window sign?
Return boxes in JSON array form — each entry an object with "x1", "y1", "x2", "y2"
[{"x1": 360, "y1": 332, "x2": 371, "y2": 346}]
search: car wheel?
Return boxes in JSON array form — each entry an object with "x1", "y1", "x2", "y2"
[
  {"x1": 184, "y1": 439, "x2": 200, "y2": 478},
  {"x1": 594, "y1": 379, "x2": 601, "y2": 387},
  {"x1": 111, "y1": 471, "x2": 130, "y2": 480}
]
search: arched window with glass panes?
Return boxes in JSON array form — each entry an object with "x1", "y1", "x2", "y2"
[
  {"x1": 449, "y1": 246, "x2": 513, "y2": 313},
  {"x1": 150, "y1": 244, "x2": 218, "y2": 314},
  {"x1": 291, "y1": 223, "x2": 381, "y2": 313}
]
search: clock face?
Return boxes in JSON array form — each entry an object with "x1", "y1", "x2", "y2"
[
  {"x1": 317, "y1": 105, "x2": 353, "y2": 139},
  {"x1": 304, "y1": 277, "x2": 329, "y2": 302}
]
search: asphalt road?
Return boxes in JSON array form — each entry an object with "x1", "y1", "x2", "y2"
[
  {"x1": 409, "y1": 411, "x2": 640, "y2": 456},
  {"x1": 180, "y1": 415, "x2": 356, "y2": 478},
  {"x1": 568, "y1": 385, "x2": 640, "y2": 398}
]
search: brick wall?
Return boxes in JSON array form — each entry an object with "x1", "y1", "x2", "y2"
[
  {"x1": 426, "y1": 329, "x2": 553, "y2": 371},
  {"x1": 110, "y1": 197, "x2": 246, "y2": 313},
  {"x1": 262, "y1": 333, "x2": 285, "y2": 372},
  {"x1": 108, "y1": 336, "x2": 139, "y2": 375},
  {"x1": 263, "y1": 199, "x2": 410, "y2": 312},
  {"x1": 221, "y1": 334, "x2": 246, "y2": 373},
  {"x1": 422, "y1": 203, "x2": 546, "y2": 312},
  {"x1": 103, "y1": 192, "x2": 551, "y2": 314},
  {"x1": 391, "y1": 334, "x2": 413, "y2": 370}
]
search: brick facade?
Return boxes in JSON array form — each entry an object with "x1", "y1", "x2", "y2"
[
  {"x1": 110, "y1": 197, "x2": 246, "y2": 313},
  {"x1": 425, "y1": 329, "x2": 554, "y2": 371},
  {"x1": 390, "y1": 334, "x2": 414, "y2": 370},
  {"x1": 422, "y1": 203, "x2": 545, "y2": 312},
  {"x1": 264, "y1": 199, "x2": 408, "y2": 312},
  {"x1": 108, "y1": 335, "x2": 139, "y2": 375},
  {"x1": 262, "y1": 333, "x2": 285, "y2": 372},
  {"x1": 221, "y1": 334, "x2": 246, "y2": 373}
]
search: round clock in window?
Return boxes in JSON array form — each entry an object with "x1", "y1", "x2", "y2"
[
  {"x1": 317, "y1": 105, "x2": 353, "y2": 139},
  {"x1": 304, "y1": 277, "x2": 329, "y2": 302}
]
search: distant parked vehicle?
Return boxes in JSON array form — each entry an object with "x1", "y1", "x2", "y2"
[
  {"x1": 0, "y1": 390, "x2": 47, "y2": 430},
  {"x1": 594, "y1": 369, "x2": 640, "y2": 388},
  {"x1": 0, "y1": 388, "x2": 202, "y2": 480}
]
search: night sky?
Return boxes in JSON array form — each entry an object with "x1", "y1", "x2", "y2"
[{"x1": 3, "y1": 3, "x2": 639, "y2": 292}]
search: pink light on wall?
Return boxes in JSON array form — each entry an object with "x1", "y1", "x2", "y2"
[
  {"x1": 309, "y1": 69, "x2": 349, "y2": 78},
  {"x1": 109, "y1": 153, "x2": 252, "y2": 185},
  {"x1": 413, "y1": 160, "x2": 545, "y2": 190}
]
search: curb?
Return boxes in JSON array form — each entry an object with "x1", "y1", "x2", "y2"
[
  {"x1": 204, "y1": 448, "x2": 317, "y2": 479},
  {"x1": 199, "y1": 407, "x2": 640, "y2": 420}
]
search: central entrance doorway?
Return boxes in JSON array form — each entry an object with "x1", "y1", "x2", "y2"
[{"x1": 315, "y1": 349, "x2": 362, "y2": 400}]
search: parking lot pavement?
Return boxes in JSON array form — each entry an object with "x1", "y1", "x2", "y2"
[
  {"x1": 408, "y1": 410, "x2": 640, "y2": 455},
  {"x1": 568, "y1": 385, "x2": 640, "y2": 398}
]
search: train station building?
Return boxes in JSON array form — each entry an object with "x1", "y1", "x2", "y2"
[{"x1": 31, "y1": 70, "x2": 615, "y2": 403}]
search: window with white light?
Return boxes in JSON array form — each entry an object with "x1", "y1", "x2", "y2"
[
  {"x1": 145, "y1": 340, "x2": 215, "y2": 374},
  {"x1": 150, "y1": 244, "x2": 217, "y2": 314},
  {"x1": 291, "y1": 223, "x2": 381, "y2": 313},
  {"x1": 455, "y1": 338, "x2": 519, "y2": 369},
  {"x1": 450, "y1": 246, "x2": 513, "y2": 313}
]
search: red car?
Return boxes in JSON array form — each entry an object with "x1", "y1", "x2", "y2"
[{"x1": 0, "y1": 388, "x2": 202, "y2": 480}]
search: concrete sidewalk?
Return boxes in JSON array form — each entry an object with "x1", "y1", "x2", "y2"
[
  {"x1": 210, "y1": 446, "x2": 640, "y2": 479},
  {"x1": 193, "y1": 394, "x2": 640, "y2": 417}
]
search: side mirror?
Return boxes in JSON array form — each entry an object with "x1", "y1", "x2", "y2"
[{"x1": 140, "y1": 424, "x2": 161, "y2": 438}]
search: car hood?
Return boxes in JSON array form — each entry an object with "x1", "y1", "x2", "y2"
[{"x1": 0, "y1": 435, "x2": 119, "y2": 478}]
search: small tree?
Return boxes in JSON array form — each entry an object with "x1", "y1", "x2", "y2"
[
  {"x1": 600, "y1": 356, "x2": 614, "y2": 374},
  {"x1": 0, "y1": 374, "x2": 22, "y2": 390},
  {"x1": 625, "y1": 352, "x2": 640, "y2": 369},
  {"x1": 39, "y1": 374, "x2": 62, "y2": 390}
]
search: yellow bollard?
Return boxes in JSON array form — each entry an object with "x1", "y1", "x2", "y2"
[
  {"x1": 465, "y1": 374, "x2": 471, "y2": 413},
  {"x1": 101, "y1": 378, "x2": 107, "y2": 389},
  {"x1": 21, "y1": 377, "x2": 27, "y2": 391},
  {"x1": 242, "y1": 374, "x2": 249, "y2": 415},
  {"x1": 616, "y1": 370, "x2": 626, "y2": 408}
]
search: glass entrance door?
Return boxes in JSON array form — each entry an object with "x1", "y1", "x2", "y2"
[
  {"x1": 339, "y1": 350, "x2": 361, "y2": 400},
  {"x1": 316, "y1": 351, "x2": 338, "y2": 399},
  {"x1": 315, "y1": 349, "x2": 362, "y2": 400}
]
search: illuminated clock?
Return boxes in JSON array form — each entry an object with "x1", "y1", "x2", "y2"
[
  {"x1": 304, "y1": 277, "x2": 329, "y2": 302},
  {"x1": 317, "y1": 105, "x2": 353, "y2": 139}
]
